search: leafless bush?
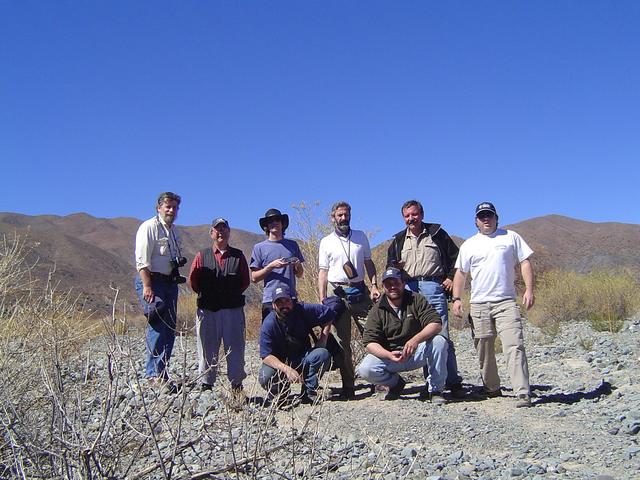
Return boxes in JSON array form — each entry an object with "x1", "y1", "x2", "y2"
[
  {"x1": 0, "y1": 233, "x2": 374, "y2": 479},
  {"x1": 290, "y1": 201, "x2": 332, "y2": 303}
]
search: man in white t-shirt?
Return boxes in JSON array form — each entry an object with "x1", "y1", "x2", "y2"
[
  {"x1": 318, "y1": 201, "x2": 380, "y2": 399},
  {"x1": 452, "y1": 202, "x2": 535, "y2": 408}
]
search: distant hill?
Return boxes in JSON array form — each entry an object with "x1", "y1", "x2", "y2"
[
  {"x1": 371, "y1": 215, "x2": 640, "y2": 277},
  {"x1": 505, "y1": 214, "x2": 640, "y2": 274},
  {"x1": 0, "y1": 212, "x2": 264, "y2": 315},
  {"x1": 1, "y1": 212, "x2": 638, "y2": 315}
]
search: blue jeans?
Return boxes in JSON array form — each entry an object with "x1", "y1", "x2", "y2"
[
  {"x1": 356, "y1": 335, "x2": 448, "y2": 393},
  {"x1": 406, "y1": 280, "x2": 462, "y2": 387},
  {"x1": 259, "y1": 348, "x2": 331, "y2": 398},
  {"x1": 135, "y1": 275, "x2": 178, "y2": 379}
]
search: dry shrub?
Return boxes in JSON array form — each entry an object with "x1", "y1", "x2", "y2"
[
  {"x1": 290, "y1": 201, "x2": 332, "y2": 303},
  {"x1": 530, "y1": 268, "x2": 640, "y2": 334},
  {"x1": 0, "y1": 233, "x2": 393, "y2": 479},
  {"x1": 582, "y1": 269, "x2": 640, "y2": 332},
  {"x1": 245, "y1": 303, "x2": 262, "y2": 340},
  {"x1": 176, "y1": 289, "x2": 197, "y2": 335}
]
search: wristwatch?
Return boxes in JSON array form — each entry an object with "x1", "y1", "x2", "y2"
[{"x1": 451, "y1": 297, "x2": 461, "y2": 302}]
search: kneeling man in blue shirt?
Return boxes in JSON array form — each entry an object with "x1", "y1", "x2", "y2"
[{"x1": 259, "y1": 284, "x2": 335, "y2": 405}]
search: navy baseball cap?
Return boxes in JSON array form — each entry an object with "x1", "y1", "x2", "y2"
[
  {"x1": 475, "y1": 202, "x2": 497, "y2": 216},
  {"x1": 382, "y1": 267, "x2": 403, "y2": 282},
  {"x1": 272, "y1": 284, "x2": 292, "y2": 302}
]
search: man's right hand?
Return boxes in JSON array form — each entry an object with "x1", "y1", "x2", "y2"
[
  {"x1": 388, "y1": 350, "x2": 404, "y2": 363},
  {"x1": 268, "y1": 258, "x2": 288, "y2": 270},
  {"x1": 143, "y1": 285, "x2": 154, "y2": 303},
  {"x1": 284, "y1": 366, "x2": 302, "y2": 383},
  {"x1": 452, "y1": 300, "x2": 463, "y2": 318}
]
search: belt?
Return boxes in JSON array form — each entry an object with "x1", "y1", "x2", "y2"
[
  {"x1": 408, "y1": 275, "x2": 444, "y2": 283},
  {"x1": 150, "y1": 272, "x2": 173, "y2": 282},
  {"x1": 331, "y1": 280, "x2": 365, "y2": 288}
]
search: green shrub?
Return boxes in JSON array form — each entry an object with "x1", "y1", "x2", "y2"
[
  {"x1": 582, "y1": 269, "x2": 639, "y2": 332},
  {"x1": 531, "y1": 268, "x2": 640, "y2": 334}
]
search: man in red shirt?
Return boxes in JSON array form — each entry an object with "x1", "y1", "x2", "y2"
[{"x1": 188, "y1": 218, "x2": 250, "y2": 394}]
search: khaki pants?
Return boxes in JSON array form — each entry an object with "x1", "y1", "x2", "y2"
[
  {"x1": 327, "y1": 283, "x2": 372, "y2": 389},
  {"x1": 469, "y1": 299, "x2": 530, "y2": 396}
]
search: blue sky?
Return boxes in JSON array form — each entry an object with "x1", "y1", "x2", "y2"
[{"x1": 2, "y1": 1, "x2": 639, "y2": 243}]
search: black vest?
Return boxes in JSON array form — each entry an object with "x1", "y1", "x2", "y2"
[{"x1": 196, "y1": 247, "x2": 245, "y2": 312}]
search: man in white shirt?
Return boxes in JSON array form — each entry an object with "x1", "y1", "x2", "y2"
[
  {"x1": 318, "y1": 201, "x2": 380, "y2": 399},
  {"x1": 134, "y1": 192, "x2": 185, "y2": 391},
  {"x1": 452, "y1": 202, "x2": 535, "y2": 407}
]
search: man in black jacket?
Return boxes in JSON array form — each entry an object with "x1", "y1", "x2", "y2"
[
  {"x1": 188, "y1": 218, "x2": 250, "y2": 393},
  {"x1": 386, "y1": 200, "x2": 463, "y2": 395}
]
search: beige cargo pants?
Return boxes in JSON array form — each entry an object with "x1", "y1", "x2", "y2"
[{"x1": 469, "y1": 298, "x2": 530, "y2": 396}]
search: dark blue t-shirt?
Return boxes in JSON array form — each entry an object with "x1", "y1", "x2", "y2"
[
  {"x1": 250, "y1": 238, "x2": 304, "y2": 303},
  {"x1": 259, "y1": 302, "x2": 334, "y2": 367}
]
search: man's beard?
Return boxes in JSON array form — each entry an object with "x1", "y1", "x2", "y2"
[
  {"x1": 336, "y1": 221, "x2": 350, "y2": 234},
  {"x1": 275, "y1": 307, "x2": 292, "y2": 320}
]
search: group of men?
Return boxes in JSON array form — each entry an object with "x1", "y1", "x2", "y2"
[{"x1": 134, "y1": 193, "x2": 535, "y2": 408}]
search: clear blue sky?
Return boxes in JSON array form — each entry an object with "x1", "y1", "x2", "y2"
[{"x1": 2, "y1": 1, "x2": 639, "y2": 243}]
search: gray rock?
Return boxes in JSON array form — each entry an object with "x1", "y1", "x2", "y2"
[
  {"x1": 448, "y1": 450, "x2": 464, "y2": 464},
  {"x1": 402, "y1": 447, "x2": 418, "y2": 459}
]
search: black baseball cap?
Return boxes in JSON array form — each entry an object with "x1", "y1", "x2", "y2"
[{"x1": 475, "y1": 202, "x2": 497, "y2": 216}]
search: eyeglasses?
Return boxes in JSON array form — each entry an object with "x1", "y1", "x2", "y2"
[{"x1": 476, "y1": 212, "x2": 496, "y2": 220}]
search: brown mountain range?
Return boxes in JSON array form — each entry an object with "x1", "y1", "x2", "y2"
[
  {"x1": 0, "y1": 212, "x2": 264, "y2": 315},
  {"x1": 1, "y1": 212, "x2": 638, "y2": 315}
]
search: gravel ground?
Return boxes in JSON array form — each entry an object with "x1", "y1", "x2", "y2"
[{"x1": 6, "y1": 316, "x2": 639, "y2": 479}]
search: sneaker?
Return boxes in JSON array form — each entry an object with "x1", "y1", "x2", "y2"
[
  {"x1": 381, "y1": 376, "x2": 406, "y2": 401},
  {"x1": 148, "y1": 377, "x2": 179, "y2": 394},
  {"x1": 430, "y1": 392, "x2": 447, "y2": 406},
  {"x1": 516, "y1": 394, "x2": 532, "y2": 408},
  {"x1": 201, "y1": 383, "x2": 213, "y2": 391},
  {"x1": 164, "y1": 381, "x2": 180, "y2": 394}
]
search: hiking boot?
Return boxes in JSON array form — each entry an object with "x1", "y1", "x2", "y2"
[
  {"x1": 430, "y1": 392, "x2": 447, "y2": 406},
  {"x1": 201, "y1": 383, "x2": 214, "y2": 392},
  {"x1": 448, "y1": 383, "x2": 466, "y2": 399},
  {"x1": 483, "y1": 388, "x2": 503, "y2": 398},
  {"x1": 339, "y1": 386, "x2": 356, "y2": 400},
  {"x1": 516, "y1": 394, "x2": 532, "y2": 408},
  {"x1": 381, "y1": 376, "x2": 406, "y2": 401},
  {"x1": 300, "y1": 388, "x2": 331, "y2": 404},
  {"x1": 231, "y1": 385, "x2": 247, "y2": 406}
]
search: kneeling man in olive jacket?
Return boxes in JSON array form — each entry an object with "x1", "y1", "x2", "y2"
[{"x1": 356, "y1": 267, "x2": 448, "y2": 404}]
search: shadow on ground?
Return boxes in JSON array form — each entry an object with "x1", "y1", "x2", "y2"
[{"x1": 532, "y1": 380, "x2": 613, "y2": 405}]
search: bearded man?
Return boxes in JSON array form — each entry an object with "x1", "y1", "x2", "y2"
[
  {"x1": 318, "y1": 201, "x2": 380, "y2": 399},
  {"x1": 134, "y1": 191, "x2": 185, "y2": 390},
  {"x1": 258, "y1": 284, "x2": 335, "y2": 405}
]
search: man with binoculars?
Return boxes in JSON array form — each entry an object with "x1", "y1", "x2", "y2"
[{"x1": 135, "y1": 191, "x2": 185, "y2": 391}]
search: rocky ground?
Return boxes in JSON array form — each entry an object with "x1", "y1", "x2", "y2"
[{"x1": 4, "y1": 316, "x2": 639, "y2": 479}]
